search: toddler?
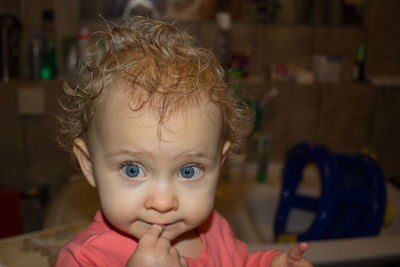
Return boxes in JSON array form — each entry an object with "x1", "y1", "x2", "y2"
[{"x1": 56, "y1": 16, "x2": 312, "y2": 267}]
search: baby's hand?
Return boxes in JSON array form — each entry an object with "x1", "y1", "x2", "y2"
[
  {"x1": 271, "y1": 242, "x2": 313, "y2": 267},
  {"x1": 126, "y1": 225, "x2": 188, "y2": 267}
]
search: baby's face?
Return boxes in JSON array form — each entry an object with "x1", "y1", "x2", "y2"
[{"x1": 78, "y1": 87, "x2": 230, "y2": 242}]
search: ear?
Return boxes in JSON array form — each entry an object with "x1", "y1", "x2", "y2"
[
  {"x1": 220, "y1": 141, "x2": 231, "y2": 166},
  {"x1": 73, "y1": 138, "x2": 96, "y2": 188}
]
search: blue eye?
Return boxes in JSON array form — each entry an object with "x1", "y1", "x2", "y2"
[
  {"x1": 122, "y1": 164, "x2": 145, "y2": 178},
  {"x1": 179, "y1": 165, "x2": 201, "y2": 179}
]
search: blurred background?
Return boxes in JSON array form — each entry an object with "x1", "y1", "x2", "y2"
[{"x1": 0, "y1": 0, "x2": 399, "y2": 238}]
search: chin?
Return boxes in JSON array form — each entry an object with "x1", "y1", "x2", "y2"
[
  {"x1": 162, "y1": 226, "x2": 186, "y2": 241},
  {"x1": 165, "y1": 222, "x2": 198, "y2": 241},
  {"x1": 161, "y1": 231, "x2": 178, "y2": 241}
]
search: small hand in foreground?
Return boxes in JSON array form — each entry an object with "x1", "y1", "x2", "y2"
[
  {"x1": 271, "y1": 242, "x2": 313, "y2": 267},
  {"x1": 126, "y1": 225, "x2": 188, "y2": 267}
]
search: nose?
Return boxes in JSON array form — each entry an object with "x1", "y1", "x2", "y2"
[{"x1": 144, "y1": 185, "x2": 178, "y2": 213}]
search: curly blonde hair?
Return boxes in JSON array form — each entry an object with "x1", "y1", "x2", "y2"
[{"x1": 57, "y1": 16, "x2": 254, "y2": 154}]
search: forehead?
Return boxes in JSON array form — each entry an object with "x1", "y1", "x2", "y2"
[
  {"x1": 99, "y1": 77, "x2": 211, "y2": 111},
  {"x1": 89, "y1": 84, "x2": 225, "y2": 159},
  {"x1": 92, "y1": 79, "x2": 223, "y2": 138}
]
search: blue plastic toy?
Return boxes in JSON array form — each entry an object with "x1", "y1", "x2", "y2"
[{"x1": 274, "y1": 142, "x2": 387, "y2": 241}]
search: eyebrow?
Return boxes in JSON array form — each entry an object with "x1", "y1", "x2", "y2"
[
  {"x1": 105, "y1": 149, "x2": 216, "y2": 161},
  {"x1": 105, "y1": 150, "x2": 153, "y2": 160},
  {"x1": 177, "y1": 151, "x2": 216, "y2": 162}
]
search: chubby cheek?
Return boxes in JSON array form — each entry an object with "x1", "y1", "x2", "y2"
[
  {"x1": 186, "y1": 173, "x2": 220, "y2": 222},
  {"x1": 97, "y1": 185, "x2": 142, "y2": 227},
  {"x1": 181, "y1": 186, "x2": 216, "y2": 225}
]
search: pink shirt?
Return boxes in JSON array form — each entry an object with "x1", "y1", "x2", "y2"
[{"x1": 56, "y1": 210, "x2": 280, "y2": 266}]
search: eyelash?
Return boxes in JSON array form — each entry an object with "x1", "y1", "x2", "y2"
[
  {"x1": 118, "y1": 161, "x2": 205, "y2": 181},
  {"x1": 178, "y1": 163, "x2": 204, "y2": 181},
  {"x1": 119, "y1": 161, "x2": 146, "y2": 179}
]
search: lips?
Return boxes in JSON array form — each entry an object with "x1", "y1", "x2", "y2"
[
  {"x1": 140, "y1": 218, "x2": 181, "y2": 229},
  {"x1": 144, "y1": 220, "x2": 173, "y2": 227},
  {"x1": 150, "y1": 222, "x2": 172, "y2": 227}
]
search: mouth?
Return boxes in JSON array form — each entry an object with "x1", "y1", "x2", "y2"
[
  {"x1": 146, "y1": 221, "x2": 174, "y2": 227},
  {"x1": 153, "y1": 222, "x2": 175, "y2": 227},
  {"x1": 139, "y1": 218, "x2": 182, "y2": 231}
]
